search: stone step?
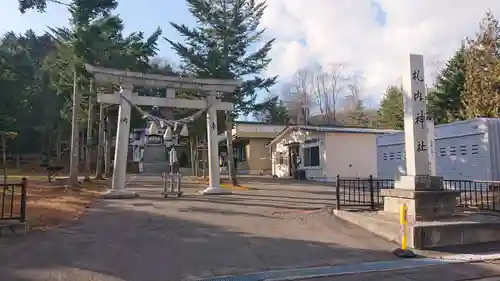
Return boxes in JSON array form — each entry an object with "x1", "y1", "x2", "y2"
[
  {"x1": 143, "y1": 162, "x2": 168, "y2": 174},
  {"x1": 143, "y1": 146, "x2": 167, "y2": 163}
]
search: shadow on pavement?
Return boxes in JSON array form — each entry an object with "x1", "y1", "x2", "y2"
[
  {"x1": 422, "y1": 241, "x2": 500, "y2": 256},
  {"x1": 2, "y1": 173, "x2": 499, "y2": 281},
  {"x1": 0, "y1": 199, "x2": 402, "y2": 281},
  {"x1": 230, "y1": 192, "x2": 329, "y2": 202},
  {"x1": 139, "y1": 194, "x2": 328, "y2": 211},
  {"x1": 176, "y1": 206, "x2": 284, "y2": 220}
]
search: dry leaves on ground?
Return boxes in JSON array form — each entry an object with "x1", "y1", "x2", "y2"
[{"x1": 1, "y1": 179, "x2": 108, "y2": 231}]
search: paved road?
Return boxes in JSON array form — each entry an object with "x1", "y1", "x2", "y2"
[
  {"x1": 300, "y1": 262, "x2": 500, "y2": 281},
  {"x1": 0, "y1": 175, "x2": 497, "y2": 281}
]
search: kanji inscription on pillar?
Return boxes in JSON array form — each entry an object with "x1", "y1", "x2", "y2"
[{"x1": 403, "y1": 54, "x2": 430, "y2": 176}]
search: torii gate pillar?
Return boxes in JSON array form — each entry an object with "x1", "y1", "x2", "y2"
[
  {"x1": 202, "y1": 94, "x2": 229, "y2": 194},
  {"x1": 105, "y1": 84, "x2": 137, "y2": 198}
]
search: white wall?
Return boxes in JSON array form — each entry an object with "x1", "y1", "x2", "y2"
[
  {"x1": 271, "y1": 129, "x2": 328, "y2": 179},
  {"x1": 325, "y1": 133, "x2": 379, "y2": 178}
]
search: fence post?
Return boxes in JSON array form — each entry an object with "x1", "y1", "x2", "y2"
[
  {"x1": 369, "y1": 175, "x2": 375, "y2": 210},
  {"x1": 20, "y1": 177, "x2": 27, "y2": 223},
  {"x1": 336, "y1": 175, "x2": 341, "y2": 210}
]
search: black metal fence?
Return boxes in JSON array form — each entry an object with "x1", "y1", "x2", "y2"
[
  {"x1": 335, "y1": 175, "x2": 394, "y2": 210},
  {"x1": 444, "y1": 180, "x2": 500, "y2": 211},
  {"x1": 0, "y1": 178, "x2": 27, "y2": 222},
  {"x1": 336, "y1": 175, "x2": 500, "y2": 212}
]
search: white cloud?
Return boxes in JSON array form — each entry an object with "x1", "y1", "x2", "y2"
[{"x1": 260, "y1": 0, "x2": 500, "y2": 103}]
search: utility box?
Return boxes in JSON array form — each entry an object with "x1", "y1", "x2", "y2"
[{"x1": 376, "y1": 118, "x2": 500, "y2": 181}]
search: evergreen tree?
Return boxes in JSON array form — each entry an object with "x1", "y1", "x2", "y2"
[
  {"x1": 253, "y1": 95, "x2": 289, "y2": 124},
  {"x1": 165, "y1": 0, "x2": 276, "y2": 113},
  {"x1": 6, "y1": 0, "x2": 162, "y2": 166},
  {"x1": 346, "y1": 100, "x2": 371, "y2": 127},
  {"x1": 429, "y1": 45, "x2": 466, "y2": 123},
  {"x1": 378, "y1": 85, "x2": 404, "y2": 129},
  {"x1": 462, "y1": 11, "x2": 500, "y2": 118},
  {"x1": 165, "y1": 0, "x2": 277, "y2": 185},
  {"x1": 18, "y1": 0, "x2": 49, "y2": 13}
]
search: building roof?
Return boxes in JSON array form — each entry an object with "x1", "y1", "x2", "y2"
[
  {"x1": 233, "y1": 120, "x2": 287, "y2": 125},
  {"x1": 266, "y1": 125, "x2": 401, "y2": 147},
  {"x1": 218, "y1": 122, "x2": 286, "y2": 143}
]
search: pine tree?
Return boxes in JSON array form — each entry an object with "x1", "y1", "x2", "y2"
[
  {"x1": 166, "y1": 0, "x2": 276, "y2": 112},
  {"x1": 165, "y1": 0, "x2": 277, "y2": 185},
  {"x1": 253, "y1": 95, "x2": 289, "y2": 124},
  {"x1": 18, "y1": 0, "x2": 48, "y2": 13},
  {"x1": 462, "y1": 11, "x2": 500, "y2": 118},
  {"x1": 378, "y1": 86, "x2": 404, "y2": 129},
  {"x1": 429, "y1": 45, "x2": 466, "y2": 123}
]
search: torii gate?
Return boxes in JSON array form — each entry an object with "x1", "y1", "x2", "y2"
[{"x1": 85, "y1": 64, "x2": 242, "y2": 198}]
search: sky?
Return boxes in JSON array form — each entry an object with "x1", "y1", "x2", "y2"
[{"x1": 2, "y1": 0, "x2": 500, "y2": 108}]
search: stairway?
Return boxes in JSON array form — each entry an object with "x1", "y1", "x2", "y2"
[{"x1": 142, "y1": 145, "x2": 168, "y2": 174}]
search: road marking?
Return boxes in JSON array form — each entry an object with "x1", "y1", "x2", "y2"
[{"x1": 196, "y1": 253, "x2": 500, "y2": 281}]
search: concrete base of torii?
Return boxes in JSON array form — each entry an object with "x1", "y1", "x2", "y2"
[{"x1": 201, "y1": 186, "x2": 232, "y2": 195}]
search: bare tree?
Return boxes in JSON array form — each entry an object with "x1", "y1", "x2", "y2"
[
  {"x1": 342, "y1": 74, "x2": 364, "y2": 111},
  {"x1": 341, "y1": 74, "x2": 371, "y2": 126},
  {"x1": 281, "y1": 68, "x2": 316, "y2": 124},
  {"x1": 311, "y1": 63, "x2": 347, "y2": 124},
  {"x1": 282, "y1": 63, "x2": 351, "y2": 125}
]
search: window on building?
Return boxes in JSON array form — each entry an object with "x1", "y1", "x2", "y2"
[
  {"x1": 303, "y1": 146, "x2": 320, "y2": 167},
  {"x1": 304, "y1": 138, "x2": 319, "y2": 145},
  {"x1": 234, "y1": 146, "x2": 247, "y2": 162},
  {"x1": 278, "y1": 152, "x2": 285, "y2": 165}
]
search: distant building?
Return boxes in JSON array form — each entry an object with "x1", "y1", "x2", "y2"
[
  {"x1": 219, "y1": 121, "x2": 286, "y2": 174},
  {"x1": 377, "y1": 118, "x2": 500, "y2": 181},
  {"x1": 267, "y1": 125, "x2": 398, "y2": 182}
]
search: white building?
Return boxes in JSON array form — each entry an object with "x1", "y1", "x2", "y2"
[
  {"x1": 268, "y1": 125, "x2": 399, "y2": 182},
  {"x1": 377, "y1": 118, "x2": 500, "y2": 181}
]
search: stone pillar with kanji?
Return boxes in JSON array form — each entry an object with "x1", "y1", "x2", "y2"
[{"x1": 381, "y1": 54, "x2": 459, "y2": 221}]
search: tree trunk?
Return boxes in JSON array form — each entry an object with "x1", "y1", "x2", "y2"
[
  {"x1": 189, "y1": 136, "x2": 196, "y2": 177},
  {"x1": 55, "y1": 129, "x2": 62, "y2": 162},
  {"x1": 2, "y1": 134, "x2": 6, "y2": 184},
  {"x1": 104, "y1": 118, "x2": 112, "y2": 178},
  {"x1": 95, "y1": 104, "x2": 105, "y2": 179},
  {"x1": 225, "y1": 111, "x2": 237, "y2": 186},
  {"x1": 202, "y1": 137, "x2": 207, "y2": 179},
  {"x1": 69, "y1": 70, "x2": 81, "y2": 185},
  {"x1": 85, "y1": 96, "x2": 93, "y2": 181},
  {"x1": 80, "y1": 131, "x2": 85, "y2": 167}
]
